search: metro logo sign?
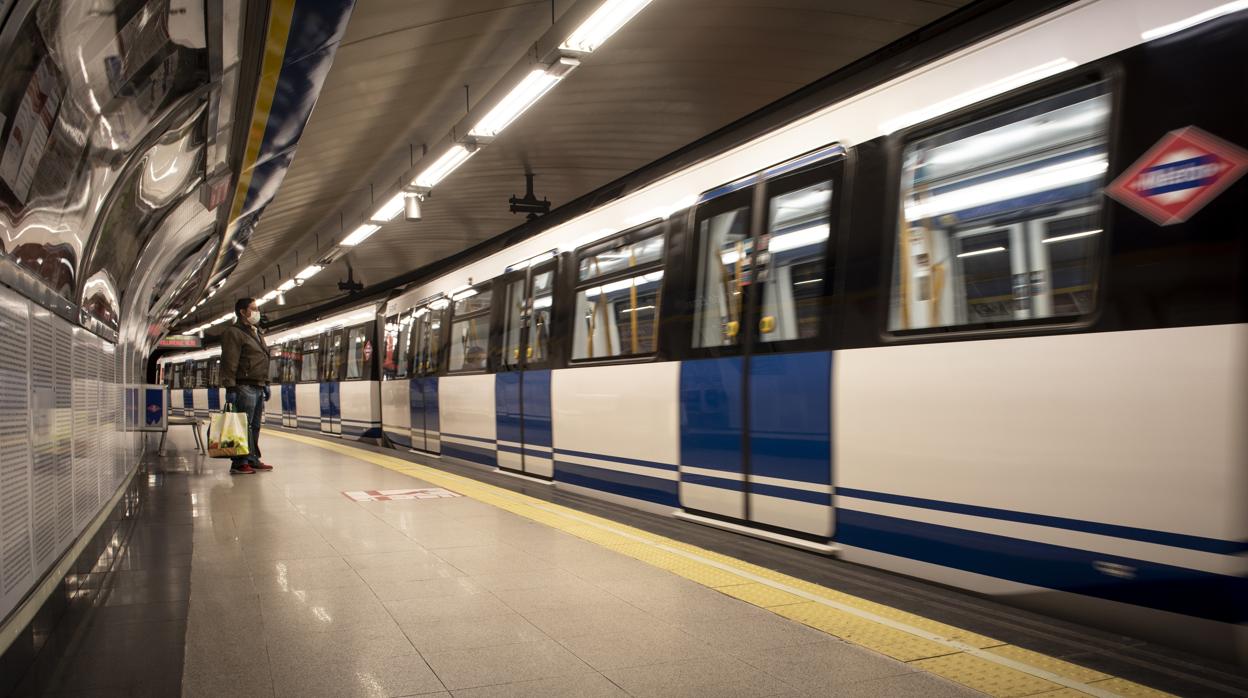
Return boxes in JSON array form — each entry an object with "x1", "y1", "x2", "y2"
[{"x1": 1107, "y1": 127, "x2": 1248, "y2": 225}]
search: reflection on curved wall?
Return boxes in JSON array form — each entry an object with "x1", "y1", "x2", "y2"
[{"x1": 0, "y1": 0, "x2": 209, "y2": 316}]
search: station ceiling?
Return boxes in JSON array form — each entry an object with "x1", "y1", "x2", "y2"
[{"x1": 194, "y1": 0, "x2": 971, "y2": 327}]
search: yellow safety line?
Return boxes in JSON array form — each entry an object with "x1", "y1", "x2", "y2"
[{"x1": 268, "y1": 431, "x2": 1174, "y2": 698}]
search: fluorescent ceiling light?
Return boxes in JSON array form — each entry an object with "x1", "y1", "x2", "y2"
[
  {"x1": 296, "y1": 265, "x2": 324, "y2": 281},
  {"x1": 1043, "y1": 229, "x2": 1101, "y2": 244},
  {"x1": 956, "y1": 246, "x2": 1006, "y2": 258},
  {"x1": 341, "y1": 223, "x2": 381, "y2": 247},
  {"x1": 413, "y1": 145, "x2": 476, "y2": 189},
  {"x1": 879, "y1": 58, "x2": 1077, "y2": 135},
  {"x1": 795, "y1": 278, "x2": 822, "y2": 286},
  {"x1": 1141, "y1": 1, "x2": 1248, "y2": 40},
  {"x1": 451, "y1": 288, "x2": 479, "y2": 301},
  {"x1": 560, "y1": 0, "x2": 654, "y2": 53},
  {"x1": 260, "y1": 290, "x2": 279, "y2": 301},
  {"x1": 619, "y1": 305, "x2": 655, "y2": 313},
  {"x1": 904, "y1": 155, "x2": 1107, "y2": 221},
  {"x1": 278, "y1": 279, "x2": 297, "y2": 292},
  {"x1": 371, "y1": 193, "x2": 405, "y2": 222},
  {"x1": 255, "y1": 297, "x2": 271, "y2": 307},
  {"x1": 469, "y1": 65, "x2": 573, "y2": 138}
]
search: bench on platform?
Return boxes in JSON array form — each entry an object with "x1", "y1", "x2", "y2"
[{"x1": 159, "y1": 415, "x2": 205, "y2": 456}]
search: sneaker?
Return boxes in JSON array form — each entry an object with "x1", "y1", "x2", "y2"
[
  {"x1": 253, "y1": 461, "x2": 274, "y2": 471},
  {"x1": 230, "y1": 464, "x2": 256, "y2": 475}
]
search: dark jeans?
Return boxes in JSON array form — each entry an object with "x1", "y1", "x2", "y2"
[{"x1": 230, "y1": 384, "x2": 264, "y2": 468}]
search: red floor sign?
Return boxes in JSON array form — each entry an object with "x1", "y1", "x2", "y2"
[{"x1": 342, "y1": 488, "x2": 462, "y2": 502}]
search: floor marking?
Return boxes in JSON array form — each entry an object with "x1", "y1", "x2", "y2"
[
  {"x1": 340, "y1": 487, "x2": 461, "y2": 502},
  {"x1": 270, "y1": 431, "x2": 1174, "y2": 698}
]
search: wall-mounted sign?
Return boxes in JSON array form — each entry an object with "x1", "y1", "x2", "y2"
[
  {"x1": 143, "y1": 386, "x2": 167, "y2": 432},
  {"x1": 159, "y1": 334, "x2": 202, "y2": 349},
  {"x1": 1107, "y1": 126, "x2": 1248, "y2": 226}
]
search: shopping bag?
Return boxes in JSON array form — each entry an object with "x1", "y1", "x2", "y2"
[{"x1": 207, "y1": 410, "x2": 250, "y2": 458}]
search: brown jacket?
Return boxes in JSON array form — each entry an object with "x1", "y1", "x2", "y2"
[{"x1": 220, "y1": 320, "x2": 270, "y2": 388}]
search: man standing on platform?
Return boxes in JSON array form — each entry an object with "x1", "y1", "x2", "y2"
[{"x1": 220, "y1": 297, "x2": 274, "y2": 474}]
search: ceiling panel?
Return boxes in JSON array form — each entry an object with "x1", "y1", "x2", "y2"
[{"x1": 192, "y1": 0, "x2": 970, "y2": 325}]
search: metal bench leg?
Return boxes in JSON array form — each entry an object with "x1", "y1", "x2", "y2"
[
  {"x1": 195, "y1": 422, "x2": 206, "y2": 454},
  {"x1": 158, "y1": 429, "x2": 168, "y2": 457}
]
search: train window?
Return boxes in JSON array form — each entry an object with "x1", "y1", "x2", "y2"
[
  {"x1": 285, "y1": 343, "x2": 302, "y2": 383},
  {"x1": 208, "y1": 358, "x2": 222, "y2": 387},
  {"x1": 395, "y1": 311, "x2": 413, "y2": 378},
  {"x1": 448, "y1": 289, "x2": 490, "y2": 372},
  {"x1": 573, "y1": 223, "x2": 665, "y2": 360},
  {"x1": 193, "y1": 360, "x2": 207, "y2": 388},
  {"x1": 411, "y1": 302, "x2": 446, "y2": 375},
  {"x1": 889, "y1": 83, "x2": 1109, "y2": 332},
  {"x1": 300, "y1": 338, "x2": 320, "y2": 382},
  {"x1": 758, "y1": 179, "x2": 833, "y2": 343},
  {"x1": 577, "y1": 234, "x2": 663, "y2": 281},
  {"x1": 692, "y1": 201, "x2": 752, "y2": 348},
  {"x1": 346, "y1": 325, "x2": 371, "y2": 380},
  {"x1": 382, "y1": 315, "x2": 400, "y2": 380},
  {"x1": 453, "y1": 288, "x2": 492, "y2": 316},
  {"x1": 268, "y1": 351, "x2": 282, "y2": 384},
  {"x1": 323, "y1": 330, "x2": 347, "y2": 381},
  {"x1": 502, "y1": 279, "x2": 526, "y2": 368},
  {"x1": 411, "y1": 309, "x2": 428, "y2": 374},
  {"x1": 530, "y1": 270, "x2": 554, "y2": 363}
]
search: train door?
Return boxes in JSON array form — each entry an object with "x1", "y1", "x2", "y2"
[
  {"x1": 679, "y1": 149, "x2": 842, "y2": 543},
  {"x1": 410, "y1": 300, "x2": 446, "y2": 454},
  {"x1": 495, "y1": 257, "x2": 557, "y2": 479},
  {"x1": 320, "y1": 329, "x2": 344, "y2": 436}
]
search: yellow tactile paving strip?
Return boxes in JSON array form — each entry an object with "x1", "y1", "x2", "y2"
[{"x1": 270, "y1": 431, "x2": 1174, "y2": 698}]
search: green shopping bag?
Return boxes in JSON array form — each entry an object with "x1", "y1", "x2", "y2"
[{"x1": 207, "y1": 410, "x2": 250, "y2": 458}]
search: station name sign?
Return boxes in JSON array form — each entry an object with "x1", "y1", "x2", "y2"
[{"x1": 158, "y1": 335, "x2": 202, "y2": 349}]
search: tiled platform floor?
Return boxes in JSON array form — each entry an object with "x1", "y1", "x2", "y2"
[{"x1": 175, "y1": 430, "x2": 981, "y2": 698}]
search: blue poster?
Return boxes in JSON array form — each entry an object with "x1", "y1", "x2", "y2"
[{"x1": 144, "y1": 386, "x2": 166, "y2": 431}]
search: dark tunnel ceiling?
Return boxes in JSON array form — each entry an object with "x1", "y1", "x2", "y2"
[{"x1": 200, "y1": 0, "x2": 971, "y2": 325}]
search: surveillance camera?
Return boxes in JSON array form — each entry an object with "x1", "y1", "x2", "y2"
[
  {"x1": 404, "y1": 191, "x2": 422, "y2": 222},
  {"x1": 294, "y1": 278, "x2": 305, "y2": 287}
]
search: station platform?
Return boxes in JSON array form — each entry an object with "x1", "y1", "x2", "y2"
[{"x1": 14, "y1": 430, "x2": 1248, "y2": 697}]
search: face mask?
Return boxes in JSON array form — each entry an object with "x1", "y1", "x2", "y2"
[{"x1": 244, "y1": 310, "x2": 259, "y2": 325}]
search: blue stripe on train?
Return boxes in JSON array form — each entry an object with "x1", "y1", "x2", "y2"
[
  {"x1": 837, "y1": 488, "x2": 1248, "y2": 555},
  {"x1": 749, "y1": 481, "x2": 831, "y2": 506},
  {"x1": 443, "y1": 441, "x2": 495, "y2": 467},
  {"x1": 836, "y1": 508, "x2": 1248, "y2": 624},
  {"x1": 557, "y1": 448, "x2": 676, "y2": 472},
  {"x1": 680, "y1": 472, "x2": 742, "y2": 492},
  {"x1": 555, "y1": 460, "x2": 678, "y2": 507}
]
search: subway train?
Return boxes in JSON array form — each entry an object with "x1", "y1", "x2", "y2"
[{"x1": 160, "y1": 0, "x2": 1247, "y2": 664}]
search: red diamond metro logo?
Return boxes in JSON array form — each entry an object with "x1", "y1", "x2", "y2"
[{"x1": 1106, "y1": 126, "x2": 1248, "y2": 226}]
